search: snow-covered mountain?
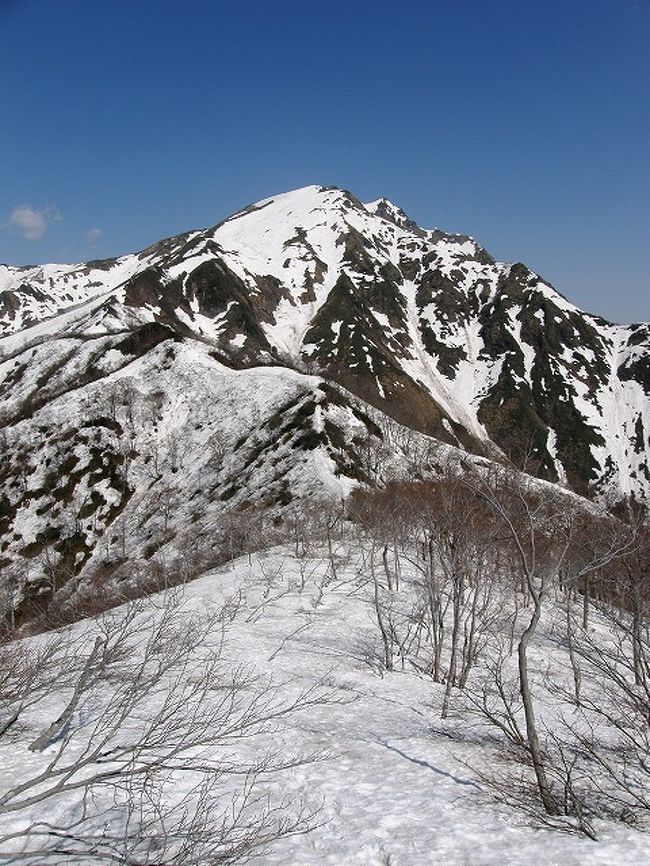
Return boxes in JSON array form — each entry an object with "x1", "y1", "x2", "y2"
[
  {"x1": 2, "y1": 185, "x2": 647, "y2": 498},
  {"x1": 0, "y1": 185, "x2": 648, "y2": 625}
]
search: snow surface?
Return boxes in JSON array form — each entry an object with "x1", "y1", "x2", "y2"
[{"x1": 3, "y1": 546, "x2": 648, "y2": 865}]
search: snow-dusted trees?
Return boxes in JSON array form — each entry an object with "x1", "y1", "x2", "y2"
[{"x1": 0, "y1": 591, "x2": 324, "y2": 864}]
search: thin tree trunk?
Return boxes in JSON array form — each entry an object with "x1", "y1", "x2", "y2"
[
  {"x1": 566, "y1": 592, "x2": 581, "y2": 705},
  {"x1": 632, "y1": 608, "x2": 644, "y2": 686},
  {"x1": 370, "y1": 547, "x2": 393, "y2": 671},
  {"x1": 582, "y1": 575, "x2": 590, "y2": 630},
  {"x1": 518, "y1": 599, "x2": 557, "y2": 815},
  {"x1": 459, "y1": 582, "x2": 479, "y2": 689},
  {"x1": 382, "y1": 544, "x2": 393, "y2": 592},
  {"x1": 29, "y1": 637, "x2": 104, "y2": 752},
  {"x1": 442, "y1": 573, "x2": 463, "y2": 718}
]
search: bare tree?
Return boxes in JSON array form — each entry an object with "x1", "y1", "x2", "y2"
[
  {"x1": 467, "y1": 471, "x2": 579, "y2": 816},
  {"x1": 457, "y1": 470, "x2": 647, "y2": 836},
  {"x1": 0, "y1": 590, "x2": 327, "y2": 864},
  {"x1": 549, "y1": 529, "x2": 650, "y2": 826}
]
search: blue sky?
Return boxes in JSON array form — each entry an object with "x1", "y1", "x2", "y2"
[{"x1": 1, "y1": 0, "x2": 648, "y2": 323}]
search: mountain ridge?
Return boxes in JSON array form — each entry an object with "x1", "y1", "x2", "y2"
[
  {"x1": 1, "y1": 184, "x2": 648, "y2": 506},
  {"x1": 0, "y1": 184, "x2": 648, "y2": 628}
]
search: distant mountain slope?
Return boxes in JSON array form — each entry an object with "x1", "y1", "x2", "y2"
[
  {"x1": 1, "y1": 332, "x2": 434, "y2": 626},
  {"x1": 0, "y1": 185, "x2": 648, "y2": 628},
  {"x1": 2, "y1": 185, "x2": 647, "y2": 503}
]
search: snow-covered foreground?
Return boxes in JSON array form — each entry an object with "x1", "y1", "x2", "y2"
[{"x1": 2, "y1": 546, "x2": 648, "y2": 865}]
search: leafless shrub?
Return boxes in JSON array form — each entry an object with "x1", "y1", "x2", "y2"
[{"x1": 0, "y1": 590, "x2": 328, "y2": 863}]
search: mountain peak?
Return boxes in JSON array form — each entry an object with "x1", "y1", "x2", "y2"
[
  {"x1": 363, "y1": 196, "x2": 423, "y2": 234},
  {"x1": 0, "y1": 184, "x2": 647, "y2": 510},
  {"x1": 220, "y1": 186, "x2": 426, "y2": 240}
]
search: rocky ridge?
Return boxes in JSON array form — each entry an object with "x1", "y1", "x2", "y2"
[{"x1": 0, "y1": 184, "x2": 647, "y2": 625}]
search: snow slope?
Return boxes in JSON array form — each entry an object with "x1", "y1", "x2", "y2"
[{"x1": 2, "y1": 546, "x2": 648, "y2": 865}]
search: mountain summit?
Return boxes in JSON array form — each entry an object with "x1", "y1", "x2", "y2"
[
  {"x1": 0, "y1": 184, "x2": 648, "y2": 624},
  {"x1": 2, "y1": 184, "x2": 647, "y2": 500}
]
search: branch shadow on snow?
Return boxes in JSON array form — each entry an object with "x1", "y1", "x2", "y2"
[{"x1": 377, "y1": 740, "x2": 481, "y2": 790}]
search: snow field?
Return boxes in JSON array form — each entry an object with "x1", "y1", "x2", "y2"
[{"x1": 3, "y1": 543, "x2": 647, "y2": 865}]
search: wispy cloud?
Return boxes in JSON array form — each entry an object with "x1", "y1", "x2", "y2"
[
  {"x1": 8, "y1": 204, "x2": 61, "y2": 240},
  {"x1": 85, "y1": 227, "x2": 103, "y2": 243}
]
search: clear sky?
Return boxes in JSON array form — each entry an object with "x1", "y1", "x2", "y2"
[{"x1": 1, "y1": 0, "x2": 648, "y2": 323}]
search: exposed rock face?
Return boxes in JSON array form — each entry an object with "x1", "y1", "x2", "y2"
[
  {"x1": 0, "y1": 184, "x2": 647, "y2": 624},
  {"x1": 1, "y1": 185, "x2": 647, "y2": 503}
]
